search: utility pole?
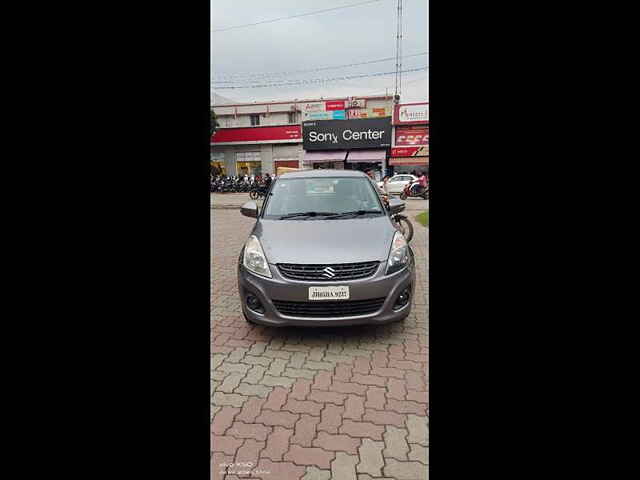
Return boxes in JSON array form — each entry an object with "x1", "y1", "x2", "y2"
[{"x1": 394, "y1": 0, "x2": 403, "y2": 100}]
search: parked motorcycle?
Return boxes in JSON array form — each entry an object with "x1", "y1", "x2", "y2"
[
  {"x1": 249, "y1": 184, "x2": 268, "y2": 200},
  {"x1": 391, "y1": 213, "x2": 414, "y2": 242},
  {"x1": 382, "y1": 194, "x2": 414, "y2": 242}
]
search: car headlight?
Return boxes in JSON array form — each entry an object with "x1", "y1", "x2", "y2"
[
  {"x1": 243, "y1": 235, "x2": 272, "y2": 278},
  {"x1": 386, "y1": 231, "x2": 409, "y2": 275}
]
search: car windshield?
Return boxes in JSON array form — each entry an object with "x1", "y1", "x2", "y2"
[{"x1": 262, "y1": 177, "x2": 384, "y2": 219}]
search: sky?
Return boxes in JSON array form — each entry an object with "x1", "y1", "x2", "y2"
[{"x1": 211, "y1": 0, "x2": 428, "y2": 104}]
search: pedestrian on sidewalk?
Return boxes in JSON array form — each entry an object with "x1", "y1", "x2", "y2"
[{"x1": 382, "y1": 175, "x2": 391, "y2": 196}]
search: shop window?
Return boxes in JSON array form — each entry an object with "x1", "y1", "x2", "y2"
[
  {"x1": 250, "y1": 114, "x2": 260, "y2": 126},
  {"x1": 236, "y1": 151, "x2": 262, "y2": 176}
]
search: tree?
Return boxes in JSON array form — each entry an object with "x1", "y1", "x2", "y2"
[{"x1": 210, "y1": 110, "x2": 221, "y2": 178}]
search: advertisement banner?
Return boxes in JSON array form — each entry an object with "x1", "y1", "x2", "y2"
[
  {"x1": 393, "y1": 103, "x2": 429, "y2": 125},
  {"x1": 347, "y1": 107, "x2": 391, "y2": 119},
  {"x1": 391, "y1": 146, "x2": 428, "y2": 157},
  {"x1": 347, "y1": 98, "x2": 367, "y2": 108},
  {"x1": 325, "y1": 100, "x2": 346, "y2": 111},
  {"x1": 303, "y1": 110, "x2": 346, "y2": 121},
  {"x1": 300, "y1": 102, "x2": 325, "y2": 113},
  {"x1": 302, "y1": 118, "x2": 392, "y2": 151},
  {"x1": 212, "y1": 125, "x2": 302, "y2": 143},
  {"x1": 395, "y1": 126, "x2": 429, "y2": 146}
]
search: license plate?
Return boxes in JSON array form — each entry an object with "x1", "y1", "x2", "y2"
[{"x1": 308, "y1": 286, "x2": 350, "y2": 301}]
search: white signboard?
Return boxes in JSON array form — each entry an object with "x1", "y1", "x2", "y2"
[
  {"x1": 397, "y1": 104, "x2": 429, "y2": 123},
  {"x1": 300, "y1": 102, "x2": 325, "y2": 113}
]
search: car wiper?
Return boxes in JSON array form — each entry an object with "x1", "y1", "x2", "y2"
[
  {"x1": 279, "y1": 211, "x2": 335, "y2": 219},
  {"x1": 324, "y1": 210, "x2": 383, "y2": 219}
]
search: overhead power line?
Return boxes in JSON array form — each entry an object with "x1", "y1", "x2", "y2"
[
  {"x1": 212, "y1": 52, "x2": 429, "y2": 82},
  {"x1": 211, "y1": 0, "x2": 386, "y2": 33},
  {"x1": 211, "y1": 66, "x2": 428, "y2": 90},
  {"x1": 402, "y1": 74, "x2": 429, "y2": 86}
]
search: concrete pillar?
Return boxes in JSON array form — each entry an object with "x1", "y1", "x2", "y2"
[
  {"x1": 260, "y1": 144, "x2": 274, "y2": 175},
  {"x1": 224, "y1": 148, "x2": 236, "y2": 176}
]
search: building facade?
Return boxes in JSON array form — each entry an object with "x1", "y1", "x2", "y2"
[
  {"x1": 211, "y1": 95, "x2": 396, "y2": 178},
  {"x1": 389, "y1": 102, "x2": 429, "y2": 174}
]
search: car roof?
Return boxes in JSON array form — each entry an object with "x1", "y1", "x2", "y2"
[{"x1": 278, "y1": 169, "x2": 369, "y2": 179}]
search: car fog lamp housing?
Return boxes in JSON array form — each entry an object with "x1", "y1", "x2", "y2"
[
  {"x1": 393, "y1": 286, "x2": 411, "y2": 310},
  {"x1": 243, "y1": 235, "x2": 272, "y2": 278},
  {"x1": 386, "y1": 231, "x2": 409, "y2": 275},
  {"x1": 246, "y1": 294, "x2": 265, "y2": 314}
]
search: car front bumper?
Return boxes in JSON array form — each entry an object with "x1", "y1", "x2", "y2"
[{"x1": 237, "y1": 254, "x2": 415, "y2": 327}]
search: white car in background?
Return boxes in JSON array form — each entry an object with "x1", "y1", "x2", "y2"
[{"x1": 378, "y1": 174, "x2": 418, "y2": 195}]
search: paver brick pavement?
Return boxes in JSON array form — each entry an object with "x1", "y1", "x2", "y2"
[{"x1": 211, "y1": 209, "x2": 428, "y2": 479}]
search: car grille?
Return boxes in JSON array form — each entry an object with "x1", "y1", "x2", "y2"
[
  {"x1": 277, "y1": 262, "x2": 380, "y2": 281},
  {"x1": 272, "y1": 298, "x2": 386, "y2": 318}
]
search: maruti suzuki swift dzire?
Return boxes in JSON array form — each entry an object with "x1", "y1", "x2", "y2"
[{"x1": 238, "y1": 169, "x2": 415, "y2": 327}]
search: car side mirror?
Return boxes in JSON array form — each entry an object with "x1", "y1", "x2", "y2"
[
  {"x1": 241, "y1": 201, "x2": 258, "y2": 218},
  {"x1": 387, "y1": 198, "x2": 405, "y2": 215}
]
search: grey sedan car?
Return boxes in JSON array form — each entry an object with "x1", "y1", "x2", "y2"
[{"x1": 237, "y1": 169, "x2": 415, "y2": 327}]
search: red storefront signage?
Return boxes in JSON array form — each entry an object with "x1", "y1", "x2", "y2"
[
  {"x1": 395, "y1": 126, "x2": 429, "y2": 146},
  {"x1": 391, "y1": 146, "x2": 428, "y2": 157},
  {"x1": 211, "y1": 125, "x2": 302, "y2": 143},
  {"x1": 325, "y1": 100, "x2": 346, "y2": 111}
]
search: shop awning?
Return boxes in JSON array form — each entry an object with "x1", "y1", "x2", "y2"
[
  {"x1": 389, "y1": 157, "x2": 429, "y2": 166},
  {"x1": 346, "y1": 149, "x2": 387, "y2": 163},
  {"x1": 302, "y1": 151, "x2": 347, "y2": 163}
]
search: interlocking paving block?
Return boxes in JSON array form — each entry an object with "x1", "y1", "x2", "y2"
[
  {"x1": 291, "y1": 414, "x2": 321, "y2": 447},
  {"x1": 212, "y1": 392, "x2": 247, "y2": 408},
  {"x1": 261, "y1": 426, "x2": 294, "y2": 461},
  {"x1": 225, "y1": 421, "x2": 271, "y2": 441},
  {"x1": 252, "y1": 459, "x2": 306, "y2": 480},
  {"x1": 262, "y1": 386, "x2": 289, "y2": 411},
  {"x1": 235, "y1": 396, "x2": 267, "y2": 424},
  {"x1": 339, "y1": 420, "x2": 385, "y2": 440},
  {"x1": 234, "y1": 383, "x2": 272, "y2": 398},
  {"x1": 254, "y1": 410, "x2": 299, "y2": 429},
  {"x1": 312, "y1": 431, "x2": 361, "y2": 454},
  {"x1": 261, "y1": 375, "x2": 296, "y2": 388},
  {"x1": 243, "y1": 365, "x2": 267, "y2": 384},
  {"x1": 356, "y1": 439, "x2": 384, "y2": 477},
  {"x1": 408, "y1": 444, "x2": 429, "y2": 465},
  {"x1": 218, "y1": 372, "x2": 244, "y2": 393},
  {"x1": 284, "y1": 445, "x2": 335, "y2": 469},
  {"x1": 211, "y1": 406, "x2": 241, "y2": 435},
  {"x1": 330, "y1": 452, "x2": 359, "y2": 480},
  {"x1": 406, "y1": 414, "x2": 429, "y2": 446},
  {"x1": 383, "y1": 459, "x2": 428, "y2": 480},
  {"x1": 211, "y1": 434, "x2": 243, "y2": 455},
  {"x1": 302, "y1": 466, "x2": 331, "y2": 480}
]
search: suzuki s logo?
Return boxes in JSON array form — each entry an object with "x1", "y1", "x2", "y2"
[{"x1": 322, "y1": 267, "x2": 336, "y2": 278}]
